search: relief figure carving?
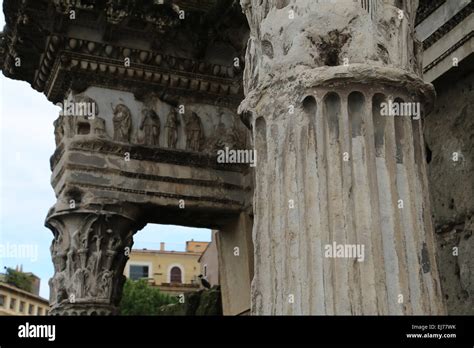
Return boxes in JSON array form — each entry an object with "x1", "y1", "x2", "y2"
[
  {"x1": 112, "y1": 104, "x2": 132, "y2": 142},
  {"x1": 139, "y1": 108, "x2": 160, "y2": 146},
  {"x1": 165, "y1": 108, "x2": 179, "y2": 149},
  {"x1": 185, "y1": 112, "x2": 203, "y2": 151},
  {"x1": 53, "y1": 116, "x2": 65, "y2": 145}
]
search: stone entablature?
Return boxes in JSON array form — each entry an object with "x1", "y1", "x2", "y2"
[
  {"x1": 0, "y1": 0, "x2": 453, "y2": 316},
  {"x1": 1, "y1": 0, "x2": 247, "y2": 105},
  {"x1": 37, "y1": 35, "x2": 242, "y2": 106},
  {"x1": 48, "y1": 85, "x2": 252, "y2": 230}
]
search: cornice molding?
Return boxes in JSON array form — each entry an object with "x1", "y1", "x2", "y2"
[
  {"x1": 1, "y1": 0, "x2": 246, "y2": 105},
  {"x1": 36, "y1": 35, "x2": 242, "y2": 104}
]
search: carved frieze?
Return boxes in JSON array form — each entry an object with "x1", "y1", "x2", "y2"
[
  {"x1": 53, "y1": 116, "x2": 65, "y2": 146},
  {"x1": 165, "y1": 108, "x2": 179, "y2": 149},
  {"x1": 112, "y1": 104, "x2": 132, "y2": 143},
  {"x1": 139, "y1": 108, "x2": 160, "y2": 146},
  {"x1": 54, "y1": 95, "x2": 107, "y2": 144},
  {"x1": 202, "y1": 114, "x2": 248, "y2": 153},
  {"x1": 185, "y1": 112, "x2": 203, "y2": 152}
]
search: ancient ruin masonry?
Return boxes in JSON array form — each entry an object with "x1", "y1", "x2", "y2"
[
  {"x1": 0, "y1": 0, "x2": 454, "y2": 315},
  {"x1": 239, "y1": 0, "x2": 445, "y2": 314}
]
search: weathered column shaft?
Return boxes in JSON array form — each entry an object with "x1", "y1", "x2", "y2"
[{"x1": 240, "y1": 0, "x2": 445, "y2": 314}]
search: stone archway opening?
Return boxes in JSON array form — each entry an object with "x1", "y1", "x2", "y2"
[
  {"x1": 117, "y1": 216, "x2": 254, "y2": 316},
  {"x1": 124, "y1": 224, "x2": 213, "y2": 294}
]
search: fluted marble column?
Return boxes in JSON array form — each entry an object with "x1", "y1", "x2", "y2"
[{"x1": 239, "y1": 0, "x2": 445, "y2": 314}]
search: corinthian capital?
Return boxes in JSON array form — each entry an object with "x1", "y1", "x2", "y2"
[{"x1": 46, "y1": 210, "x2": 139, "y2": 315}]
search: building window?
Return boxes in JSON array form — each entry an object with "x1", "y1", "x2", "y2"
[
  {"x1": 129, "y1": 265, "x2": 149, "y2": 280},
  {"x1": 170, "y1": 266, "x2": 182, "y2": 284},
  {"x1": 203, "y1": 264, "x2": 208, "y2": 277},
  {"x1": 28, "y1": 304, "x2": 34, "y2": 314},
  {"x1": 19, "y1": 301, "x2": 25, "y2": 313},
  {"x1": 10, "y1": 298, "x2": 17, "y2": 311},
  {"x1": 0, "y1": 295, "x2": 5, "y2": 307},
  {"x1": 37, "y1": 307, "x2": 43, "y2": 315}
]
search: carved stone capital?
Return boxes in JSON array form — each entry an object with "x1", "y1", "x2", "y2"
[{"x1": 45, "y1": 210, "x2": 140, "y2": 315}]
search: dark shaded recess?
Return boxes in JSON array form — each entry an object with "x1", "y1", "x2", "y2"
[
  {"x1": 255, "y1": 117, "x2": 267, "y2": 164},
  {"x1": 261, "y1": 40, "x2": 274, "y2": 59},
  {"x1": 71, "y1": 79, "x2": 90, "y2": 96},
  {"x1": 77, "y1": 121, "x2": 91, "y2": 135},
  {"x1": 348, "y1": 91, "x2": 365, "y2": 137},
  {"x1": 394, "y1": 0, "x2": 403, "y2": 10},
  {"x1": 394, "y1": 98, "x2": 405, "y2": 164},
  {"x1": 302, "y1": 95, "x2": 317, "y2": 115},
  {"x1": 324, "y1": 92, "x2": 341, "y2": 139},
  {"x1": 412, "y1": 119, "x2": 422, "y2": 165},
  {"x1": 317, "y1": 30, "x2": 350, "y2": 66},
  {"x1": 64, "y1": 186, "x2": 83, "y2": 204},
  {"x1": 377, "y1": 43, "x2": 390, "y2": 64},
  {"x1": 372, "y1": 93, "x2": 387, "y2": 154},
  {"x1": 449, "y1": 198, "x2": 455, "y2": 210},
  {"x1": 194, "y1": 0, "x2": 248, "y2": 59},
  {"x1": 425, "y1": 143, "x2": 432, "y2": 164},
  {"x1": 421, "y1": 242, "x2": 431, "y2": 273},
  {"x1": 240, "y1": 110, "x2": 253, "y2": 130},
  {"x1": 141, "y1": 204, "x2": 241, "y2": 230}
]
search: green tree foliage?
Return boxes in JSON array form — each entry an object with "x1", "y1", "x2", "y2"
[
  {"x1": 5, "y1": 268, "x2": 34, "y2": 293},
  {"x1": 119, "y1": 279, "x2": 177, "y2": 315}
]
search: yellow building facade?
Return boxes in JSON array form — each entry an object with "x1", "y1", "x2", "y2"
[
  {"x1": 124, "y1": 240, "x2": 209, "y2": 295},
  {"x1": 0, "y1": 282, "x2": 49, "y2": 316}
]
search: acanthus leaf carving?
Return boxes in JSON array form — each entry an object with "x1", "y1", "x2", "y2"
[{"x1": 46, "y1": 212, "x2": 139, "y2": 314}]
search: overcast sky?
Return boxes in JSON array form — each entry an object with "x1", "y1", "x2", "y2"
[{"x1": 0, "y1": 14, "x2": 210, "y2": 299}]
